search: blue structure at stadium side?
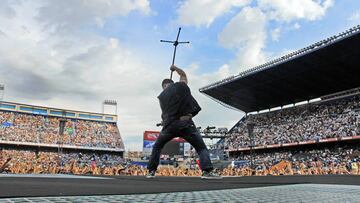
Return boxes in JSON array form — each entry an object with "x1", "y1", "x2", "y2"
[{"x1": 200, "y1": 25, "x2": 360, "y2": 113}]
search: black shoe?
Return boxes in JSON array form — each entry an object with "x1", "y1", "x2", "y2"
[
  {"x1": 146, "y1": 170, "x2": 156, "y2": 178},
  {"x1": 201, "y1": 171, "x2": 223, "y2": 179}
]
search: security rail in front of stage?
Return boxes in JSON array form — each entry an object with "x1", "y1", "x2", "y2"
[{"x1": 227, "y1": 135, "x2": 360, "y2": 152}]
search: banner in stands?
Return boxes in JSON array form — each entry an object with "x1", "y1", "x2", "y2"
[
  {"x1": 1, "y1": 122, "x2": 13, "y2": 128},
  {"x1": 143, "y1": 140, "x2": 155, "y2": 148},
  {"x1": 143, "y1": 140, "x2": 155, "y2": 155},
  {"x1": 143, "y1": 131, "x2": 186, "y2": 156}
]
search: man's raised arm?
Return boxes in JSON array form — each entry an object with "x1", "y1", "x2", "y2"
[{"x1": 170, "y1": 65, "x2": 188, "y2": 84}]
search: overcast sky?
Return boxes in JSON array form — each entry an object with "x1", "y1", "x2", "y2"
[{"x1": 0, "y1": 0, "x2": 359, "y2": 151}]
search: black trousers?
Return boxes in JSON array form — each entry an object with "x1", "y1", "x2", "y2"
[{"x1": 147, "y1": 119, "x2": 213, "y2": 172}]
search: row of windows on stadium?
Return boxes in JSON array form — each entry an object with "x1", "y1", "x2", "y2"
[{"x1": 0, "y1": 104, "x2": 114, "y2": 121}]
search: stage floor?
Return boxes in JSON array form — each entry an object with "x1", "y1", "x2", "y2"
[
  {"x1": 0, "y1": 174, "x2": 359, "y2": 202},
  {"x1": 1, "y1": 184, "x2": 359, "y2": 203}
]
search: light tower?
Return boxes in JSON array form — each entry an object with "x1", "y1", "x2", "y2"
[
  {"x1": 102, "y1": 100, "x2": 117, "y2": 115},
  {"x1": 0, "y1": 84, "x2": 4, "y2": 101},
  {"x1": 0, "y1": 84, "x2": 4, "y2": 109}
]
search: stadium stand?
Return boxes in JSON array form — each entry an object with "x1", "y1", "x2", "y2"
[
  {"x1": 0, "y1": 101, "x2": 126, "y2": 175},
  {"x1": 199, "y1": 25, "x2": 360, "y2": 176},
  {"x1": 0, "y1": 101, "x2": 124, "y2": 150},
  {"x1": 227, "y1": 94, "x2": 360, "y2": 150}
]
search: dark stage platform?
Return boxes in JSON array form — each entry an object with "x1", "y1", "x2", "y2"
[{"x1": 0, "y1": 174, "x2": 359, "y2": 198}]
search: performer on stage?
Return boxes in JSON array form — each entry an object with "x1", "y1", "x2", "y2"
[{"x1": 147, "y1": 65, "x2": 221, "y2": 179}]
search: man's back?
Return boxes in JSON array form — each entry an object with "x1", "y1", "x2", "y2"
[{"x1": 158, "y1": 82, "x2": 201, "y2": 127}]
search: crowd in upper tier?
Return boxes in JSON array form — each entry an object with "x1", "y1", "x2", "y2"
[
  {"x1": 1, "y1": 146, "x2": 359, "y2": 176},
  {"x1": 0, "y1": 111, "x2": 123, "y2": 148},
  {"x1": 227, "y1": 95, "x2": 360, "y2": 150}
]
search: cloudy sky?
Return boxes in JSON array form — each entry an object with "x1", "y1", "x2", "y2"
[{"x1": 0, "y1": 0, "x2": 359, "y2": 151}]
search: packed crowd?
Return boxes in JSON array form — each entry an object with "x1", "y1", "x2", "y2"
[
  {"x1": 227, "y1": 146, "x2": 360, "y2": 176},
  {"x1": 0, "y1": 150, "x2": 127, "y2": 175},
  {"x1": 227, "y1": 95, "x2": 360, "y2": 149},
  {"x1": 0, "y1": 111, "x2": 123, "y2": 148},
  {"x1": 1, "y1": 146, "x2": 358, "y2": 176}
]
